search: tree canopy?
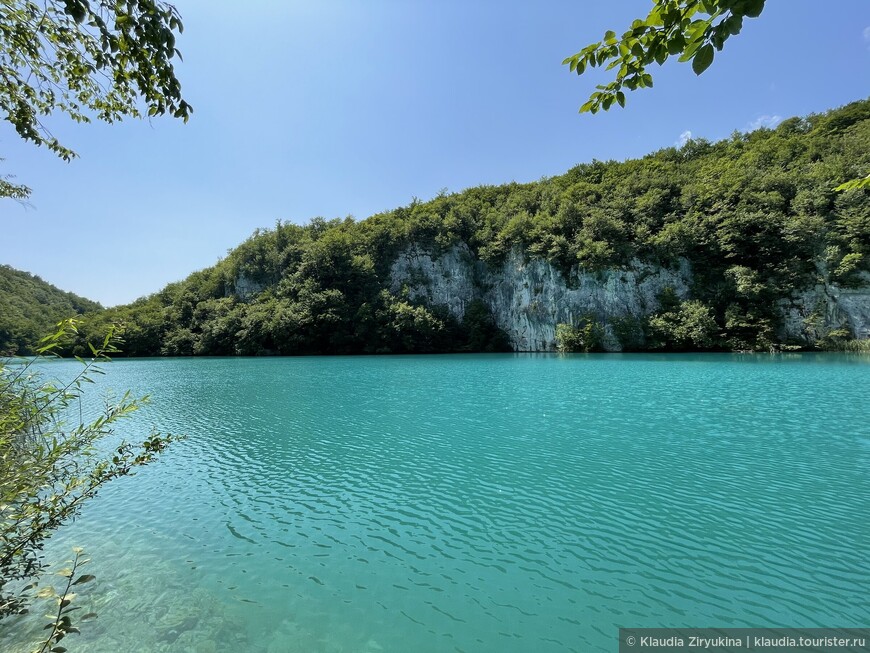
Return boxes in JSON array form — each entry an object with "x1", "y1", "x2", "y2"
[{"x1": 0, "y1": 0, "x2": 191, "y2": 198}]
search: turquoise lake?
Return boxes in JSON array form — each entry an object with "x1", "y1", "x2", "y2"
[{"x1": 2, "y1": 354, "x2": 868, "y2": 652}]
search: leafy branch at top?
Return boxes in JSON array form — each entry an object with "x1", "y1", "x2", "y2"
[
  {"x1": 0, "y1": 0, "x2": 192, "y2": 199},
  {"x1": 563, "y1": 0, "x2": 766, "y2": 113}
]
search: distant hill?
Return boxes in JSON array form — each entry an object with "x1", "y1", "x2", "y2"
[
  {"x1": 0, "y1": 266, "x2": 102, "y2": 355},
  {"x1": 58, "y1": 99, "x2": 870, "y2": 355}
]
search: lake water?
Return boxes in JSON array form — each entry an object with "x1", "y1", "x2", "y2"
[{"x1": 2, "y1": 354, "x2": 868, "y2": 652}]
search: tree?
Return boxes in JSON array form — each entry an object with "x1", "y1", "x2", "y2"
[
  {"x1": 0, "y1": 0, "x2": 191, "y2": 198},
  {"x1": 563, "y1": 0, "x2": 766, "y2": 114}
]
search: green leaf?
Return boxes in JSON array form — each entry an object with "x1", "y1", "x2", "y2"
[
  {"x1": 724, "y1": 14, "x2": 743, "y2": 35},
  {"x1": 616, "y1": 91, "x2": 626, "y2": 108},
  {"x1": 834, "y1": 173, "x2": 870, "y2": 192},
  {"x1": 688, "y1": 18, "x2": 712, "y2": 42},
  {"x1": 72, "y1": 574, "x2": 96, "y2": 585},
  {"x1": 743, "y1": 0, "x2": 765, "y2": 18},
  {"x1": 678, "y1": 41, "x2": 700, "y2": 62},
  {"x1": 692, "y1": 44, "x2": 714, "y2": 75}
]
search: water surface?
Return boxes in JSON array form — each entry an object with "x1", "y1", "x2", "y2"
[{"x1": 2, "y1": 354, "x2": 868, "y2": 652}]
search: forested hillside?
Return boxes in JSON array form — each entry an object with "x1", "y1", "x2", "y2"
[
  {"x1": 0, "y1": 266, "x2": 102, "y2": 355},
  {"x1": 63, "y1": 99, "x2": 869, "y2": 355}
]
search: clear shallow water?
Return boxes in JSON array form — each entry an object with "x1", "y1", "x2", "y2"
[{"x1": 2, "y1": 354, "x2": 868, "y2": 652}]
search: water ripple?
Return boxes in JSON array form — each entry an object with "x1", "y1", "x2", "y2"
[{"x1": 2, "y1": 353, "x2": 867, "y2": 653}]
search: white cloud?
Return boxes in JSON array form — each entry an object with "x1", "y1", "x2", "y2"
[
  {"x1": 748, "y1": 114, "x2": 783, "y2": 131},
  {"x1": 864, "y1": 25, "x2": 870, "y2": 49},
  {"x1": 676, "y1": 130, "x2": 692, "y2": 147}
]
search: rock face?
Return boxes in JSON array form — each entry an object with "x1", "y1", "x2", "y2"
[
  {"x1": 389, "y1": 244, "x2": 870, "y2": 351},
  {"x1": 779, "y1": 271, "x2": 870, "y2": 344},
  {"x1": 389, "y1": 244, "x2": 692, "y2": 351},
  {"x1": 233, "y1": 273, "x2": 264, "y2": 300}
]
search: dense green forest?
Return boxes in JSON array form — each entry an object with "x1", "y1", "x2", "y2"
[
  {"x1": 10, "y1": 99, "x2": 870, "y2": 356},
  {"x1": 0, "y1": 266, "x2": 102, "y2": 355}
]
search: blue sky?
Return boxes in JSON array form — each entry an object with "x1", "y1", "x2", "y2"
[{"x1": 2, "y1": 0, "x2": 869, "y2": 306}]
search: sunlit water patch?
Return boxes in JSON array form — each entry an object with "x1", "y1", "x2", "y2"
[{"x1": 1, "y1": 354, "x2": 868, "y2": 652}]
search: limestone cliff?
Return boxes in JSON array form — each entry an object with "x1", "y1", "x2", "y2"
[
  {"x1": 779, "y1": 271, "x2": 870, "y2": 345},
  {"x1": 389, "y1": 244, "x2": 870, "y2": 351}
]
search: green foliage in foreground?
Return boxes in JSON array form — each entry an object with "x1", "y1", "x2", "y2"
[
  {"x1": 834, "y1": 174, "x2": 870, "y2": 192},
  {"x1": 0, "y1": 0, "x2": 191, "y2": 200},
  {"x1": 0, "y1": 266, "x2": 103, "y2": 356},
  {"x1": 0, "y1": 320, "x2": 178, "y2": 628},
  {"x1": 31, "y1": 547, "x2": 97, "y2": 653},
  {"x1": 563, "y1": 0, "x2": 766, "y2": 114},
  {"x1": 65, "y1": 99, "x2": 870, "y2": 355}
]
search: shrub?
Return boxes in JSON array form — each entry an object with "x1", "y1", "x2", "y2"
[
  {"x1": 556, "y1": 316, "x2": 604, "y2": 352},
  {"x1": 0, "y1": 320, "x2": 178, "y2": 623},
  {"x1": 647, "y1": 298, "x2": 719, "y2": 350}
]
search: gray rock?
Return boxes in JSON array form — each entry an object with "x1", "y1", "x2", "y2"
[{"x1": 390, "y1": 243, "x2": 870, "y2": 350}]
